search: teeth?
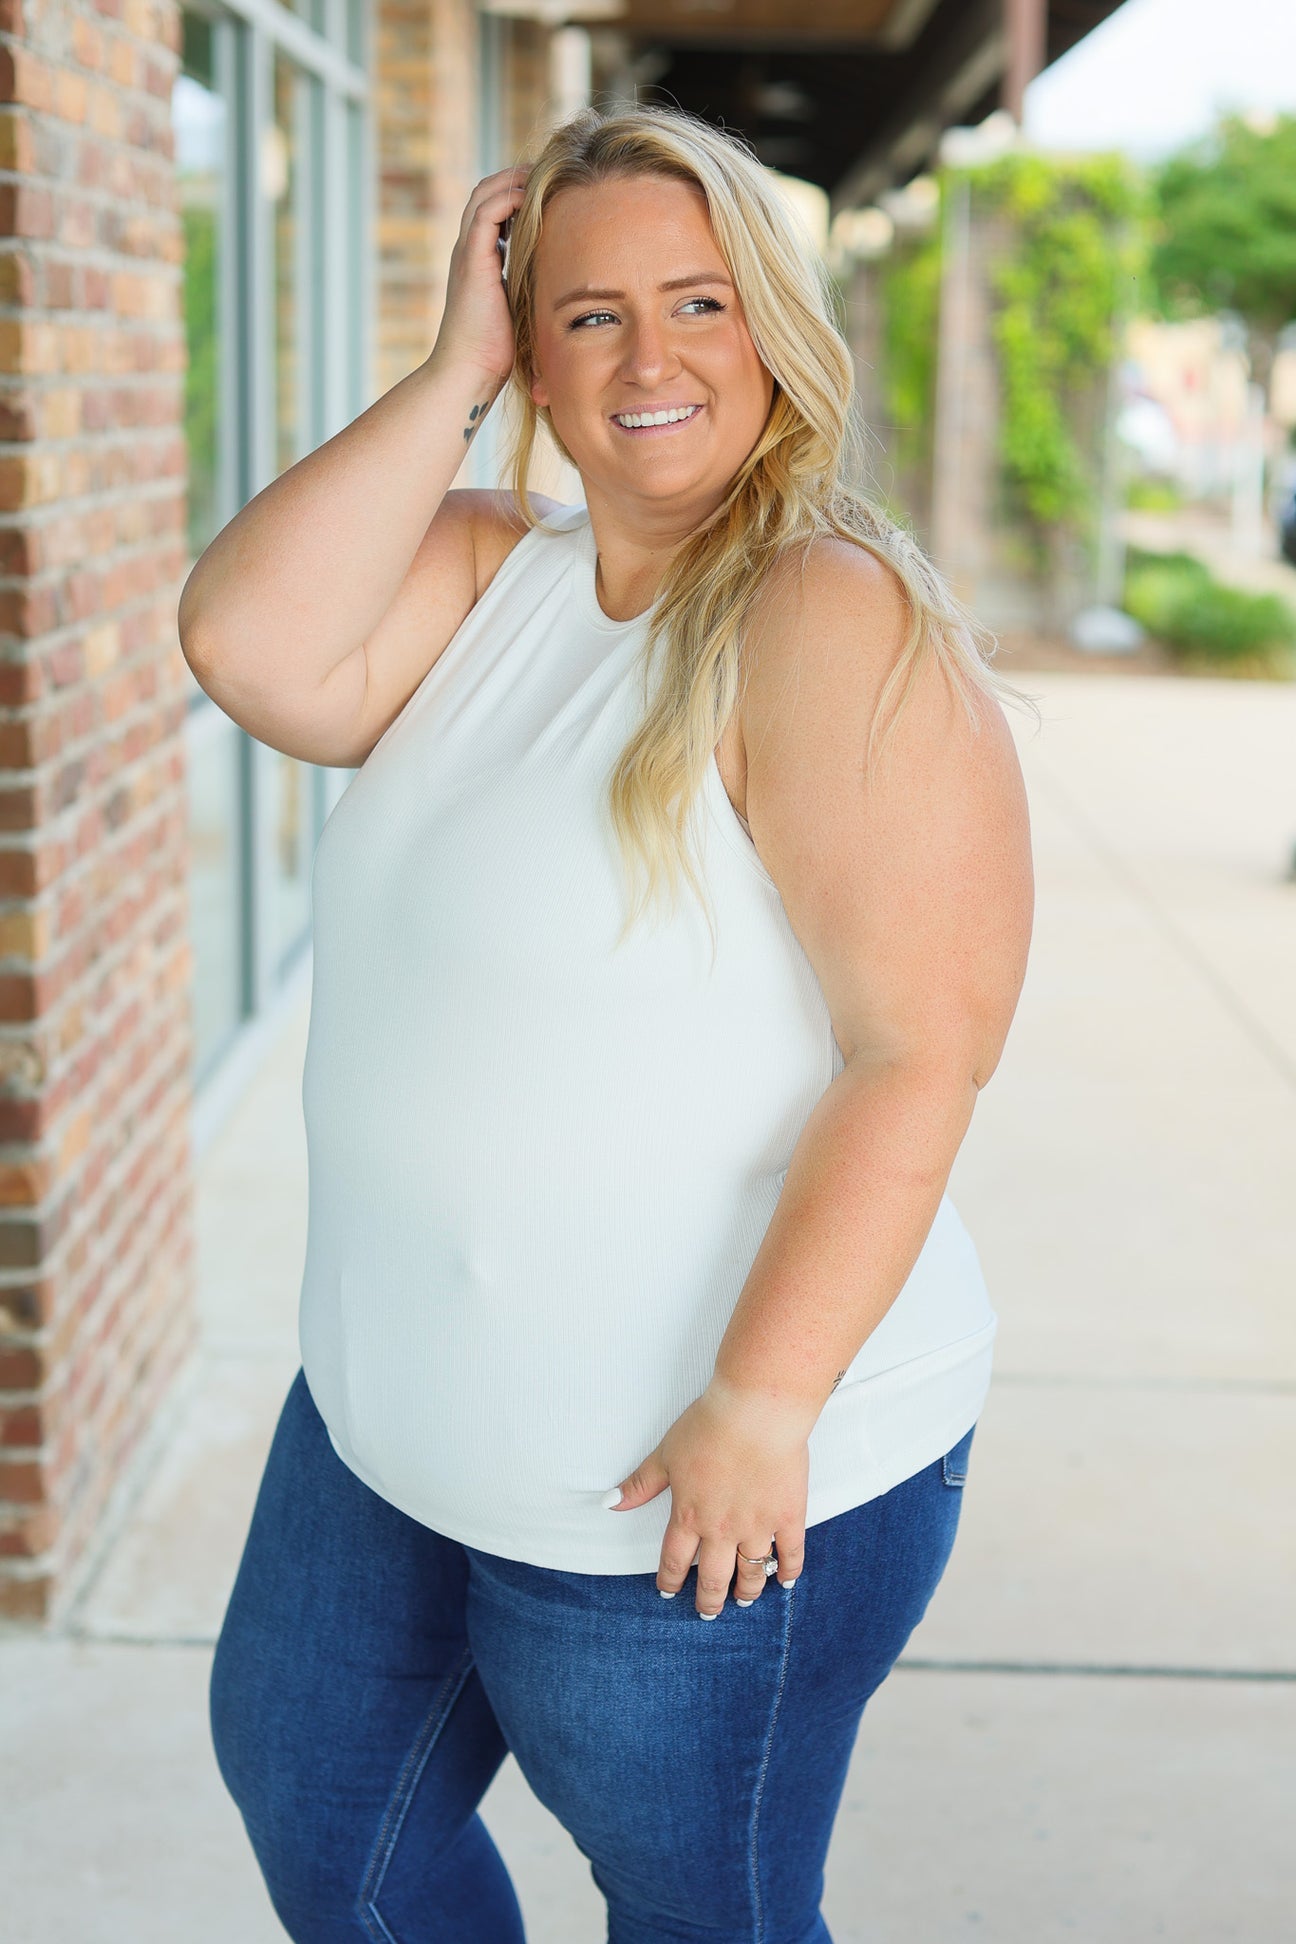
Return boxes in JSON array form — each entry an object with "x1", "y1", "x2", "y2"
[{"x1": 614, "y1": 405, "x2": 700, "y2": 428}]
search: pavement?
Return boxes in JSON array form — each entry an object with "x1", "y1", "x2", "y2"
[{"x1": 3, "y1": 666, "x2": 1294, "y2": 1942}]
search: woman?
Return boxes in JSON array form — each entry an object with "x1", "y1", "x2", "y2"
[{"x1": 187, "y1": 103, "x2": 1035, "y2": 1944}]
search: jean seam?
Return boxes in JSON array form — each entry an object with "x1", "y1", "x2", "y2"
[
  {"x1": 355, "y1": 1643, "x2": 476, "y2": 1944},
  {"x1": 747, "y1": 1582, "x2": 797, "y2": 1944}
]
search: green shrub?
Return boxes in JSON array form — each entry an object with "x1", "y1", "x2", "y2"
[
  {"x1": 1124, "y1": 476, "x2": 1184, "y2": 511},
  {"x1": 1123, "y1": 548, "x2": 1209, "y2": 630},
  {"x1": 1124, "y1": 548, "x2": 1296, "y2": 670}
]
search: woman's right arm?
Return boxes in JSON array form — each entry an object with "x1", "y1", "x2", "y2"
[{"x1": 177, "y1": 167, "x2": 531, "y2": 771}]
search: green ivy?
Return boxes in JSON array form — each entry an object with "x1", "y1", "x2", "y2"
[
  {"x1": 878, "y1": 231, "x2": 941, "y2": 436},
  {"x1": 969, "y1": 153, "x2": 1146, "y2": 545}
]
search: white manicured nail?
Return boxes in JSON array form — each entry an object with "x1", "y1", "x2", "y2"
[
  {"x1": 735, "y1": 1597, "x2": 754, "y2": 1607},
  {"x1": 600, "y1": 1488, "x2": 622, "y2": 1509}
]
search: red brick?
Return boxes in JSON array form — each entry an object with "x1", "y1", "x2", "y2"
[
  {"x1": 0, "y1": 1501, "x2": 58, "y2": 1552},
  {"x1": 0, "y1": 1572, "x2": 51, "y2": 1618},
  {"x1": 0, "y1": 1340, "x2": 46, "y2": 1388},
  {"x1": 0, "y1": 1401, "x2": 46, "y2": 1447},
  {"x1": 0, "y1": 1461, "x2": 52, "y2": 1510}
]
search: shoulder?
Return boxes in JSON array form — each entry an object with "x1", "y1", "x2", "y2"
[
  {"x1": 739, "y1": 531, "x2": 917, "y2": 751},
  {"x1": 740, "y1": 526, "x2": 1016, "y2": 842},
  {"x1": 464, "y1": 489, "x2": 576, "y2": 600},
  {"x1": 746, "y1": 533, "x2": 910, "y2": 666}
]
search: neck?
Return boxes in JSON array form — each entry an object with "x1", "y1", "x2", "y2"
[{"x1": 584, "y1": 489, "x2": 720, "y2": 620}]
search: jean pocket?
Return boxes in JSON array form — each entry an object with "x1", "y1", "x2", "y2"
[{"x1": 940, "y1": 1420, "x2": 977, "y2": 1487}]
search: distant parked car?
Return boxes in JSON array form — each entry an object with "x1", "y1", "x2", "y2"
[{"x1": 1281, "y1": 487, "x2": 1296, "y2": 568}]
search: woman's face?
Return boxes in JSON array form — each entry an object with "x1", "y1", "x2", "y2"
[{"x1": 527, "y1": 174, "x2": 776, "y2": 520}]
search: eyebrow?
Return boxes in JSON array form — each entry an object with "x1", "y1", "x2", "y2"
[{"x1": 553, "y1": 272, "x2": 734, "y2": 311}]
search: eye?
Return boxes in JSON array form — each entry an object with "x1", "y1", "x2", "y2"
[{"x1": 567, "y1": 296, "x2": 727, "y2": 331}]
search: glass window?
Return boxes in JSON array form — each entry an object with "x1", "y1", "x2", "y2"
[
  {"x1": 187, "y1": 706, "x2": 245, "y2": 1077},
  {"x1": 174, "y1": 1, "x2": 369, "y2": 1096},
  {"x1": 346, "y1": 0, "x2": 364, "y2": 65},
  {"x1": 346, "y1": 97, "x2": 366, "y2": 420},
  {"x1": 271, "y1": 51, "x2": 303, "y2": 477},
  {"x1": 265, "y1": 749, "x2": 314, "y2": 978},
  {"x1": 285, "y1": 0, "x2": 326, "y2": 30},
  {"x1": 176, "y1": 13, "x2": 227, "y2": 561}
]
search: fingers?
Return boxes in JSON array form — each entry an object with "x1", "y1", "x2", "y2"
[
  {"x1": 655, "y1": 1534, "x2": 698, "y2": 1601},
  {"x1": 461, "y1": 164, "x2": 531, "y2": 237},
  {"x1": 693, "y1": 1540, "x2": 734, "y2": 1619},
  {"x1": 656, "y1": 1521, "x2": 806, "y2": 1616},
  {"x1": 773, "y1": 1521, "x2": 804, "y2": 1589},
  {"x1": 732, "y1": 1546, "x2": 773, "y2": 1607}
]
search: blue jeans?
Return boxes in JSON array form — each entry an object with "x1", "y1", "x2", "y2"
[{"x1": 210, "y1": 1367, "x2": 977, "y2": 1944}]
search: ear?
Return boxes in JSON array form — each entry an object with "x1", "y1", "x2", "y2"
[{"x1": 529, "y1": 368, "x2": 549, "y2": 411}]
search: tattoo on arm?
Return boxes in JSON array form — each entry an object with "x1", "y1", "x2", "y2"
[
  {"x1": 830, "y1": 1369, "x2": 847, "y2": 1394},
  {"x1": 463, "y1": 399, "x2": 491, "y2": 444}
]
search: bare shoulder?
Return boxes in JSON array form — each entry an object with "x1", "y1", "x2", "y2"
[
  {"x1": 739, "y1": 532, "x2": 917, "y2": 753},
  {"x1": 467, "y1": 488, "x2": 569, "y2": 601},
  {"x1": 740, "y1": 525, "x2": 1022, "y2": 846},
  {"x1": 750, "y1": 532, "x2": 907, "y2": 660}
]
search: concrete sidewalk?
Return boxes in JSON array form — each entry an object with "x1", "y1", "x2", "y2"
[{"x1": 3, "y1": 668, "x2": 1294, "y2": 1942}]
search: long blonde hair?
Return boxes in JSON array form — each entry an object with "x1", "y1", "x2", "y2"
[{"x1": 499, "y1": 103, "x2": 1041, "y2": 953}]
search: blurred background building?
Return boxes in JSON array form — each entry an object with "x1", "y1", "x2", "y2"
[{"x1": 2, "y1": 0, "x2": 1293, "y2": 1626}]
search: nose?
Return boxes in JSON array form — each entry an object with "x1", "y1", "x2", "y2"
[{"x1": 618, "y1": 315, "x2": 682, "y2": 389}]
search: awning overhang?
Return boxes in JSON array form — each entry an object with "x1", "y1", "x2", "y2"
[{"x1": 496, "y1": 0, "x2": 1129, "y2": 211}]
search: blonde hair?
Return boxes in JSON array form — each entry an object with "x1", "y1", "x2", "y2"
[{"x1": 499, "y1": 102, "x2": 1041, "y2": 955}]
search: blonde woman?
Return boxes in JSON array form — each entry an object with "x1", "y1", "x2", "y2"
[{"x1": 189, "y1": 104, "x2": 1035, "y2": 1944}]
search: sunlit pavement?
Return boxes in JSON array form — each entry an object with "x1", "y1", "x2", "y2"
[{"x1": 3, "y1": 667, "x2": 1293, "y2": 1942}]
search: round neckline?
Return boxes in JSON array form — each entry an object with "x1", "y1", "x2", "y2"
[{"x1": 570, "y1": 512, "x2": 661, "y2": 636}]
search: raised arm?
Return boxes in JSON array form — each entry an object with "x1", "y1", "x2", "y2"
[{"x1": 177, "y1": 165, "x2": 531, "y2": 769}]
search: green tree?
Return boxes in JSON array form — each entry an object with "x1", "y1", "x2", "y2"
[{"x1": 1151, "y1": 113, "x2": 1296, "y2": 397}]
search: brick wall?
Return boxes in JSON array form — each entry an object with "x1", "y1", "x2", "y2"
[
  {"x1": 375, "y1": 0, "x2": 480, "y2": 405},
  {"x1": 0, "y1": 0, "x2": 196, "y2": 1623},
  {"x1": 0, "y1": 0, "x2": 582, "y2": 1624},
  {"x1": 500, "y1": 15, "x2": 553, "y2": 165}
]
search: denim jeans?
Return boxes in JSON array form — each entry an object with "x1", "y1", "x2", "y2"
[{"x1": 210, "y1": 1366, "x2": 977, "y2": 1944}]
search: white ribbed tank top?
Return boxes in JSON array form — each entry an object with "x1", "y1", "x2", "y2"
[{"x1": 298, "y1": 501, "x2": 997, "y2": 1573}]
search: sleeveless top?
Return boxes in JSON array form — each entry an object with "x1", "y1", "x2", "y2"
[{"x1": 297, "y1": 501, "x2": 997, "y2": 1573}]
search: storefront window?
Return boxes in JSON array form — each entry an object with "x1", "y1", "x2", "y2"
[
  {"x1": 187, "y1": 707, "x2": 244, "y2": 1078},
  {"x1": 173, "y1": 1, "x2": 369, "y2": 1105},
  {"x1": 176, "y1": 13, "x2": 227, "y2": 561},
  {"x1": 271, "y1": 52, "x2": 303, "y2": 477}
]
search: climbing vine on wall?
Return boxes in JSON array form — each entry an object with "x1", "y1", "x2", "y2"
[
  {"x1": 971, "y1": 151, "x2": 1146, "y2": 546},
  {"x1": 878, "y1": 230, "x2": 942, "y2": 440}
]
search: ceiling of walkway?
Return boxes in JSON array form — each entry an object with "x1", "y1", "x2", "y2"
[{"x1": 580, "y1": 0, "x2": 1127, "y2": 211}]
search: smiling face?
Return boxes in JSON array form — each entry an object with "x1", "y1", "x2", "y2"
[{"x1": 527, "y1": 173, "x2": 776, "y2": 528}]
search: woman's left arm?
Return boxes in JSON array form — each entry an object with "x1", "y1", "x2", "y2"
[{"x1": 604, "y1": 541, "x2": 1035, "y2": 1612}]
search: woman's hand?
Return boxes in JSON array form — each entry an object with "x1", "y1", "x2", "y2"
[
  {"x1": 430, "y1": 165, "x2": 531, "y2": 385},
  {"x1": 602, "y1": 1380, "x2": 811, "y2": 1616}
]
